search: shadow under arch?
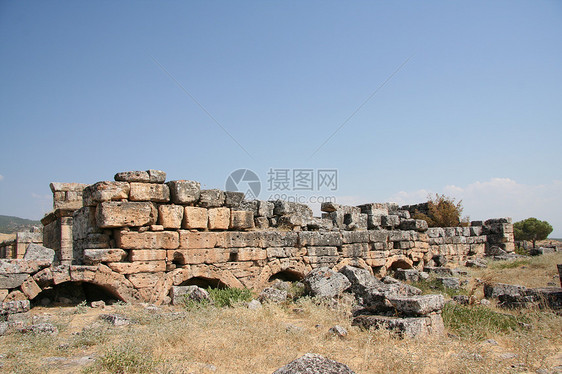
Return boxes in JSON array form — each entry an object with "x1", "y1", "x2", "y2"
[
  {"x1": 389, "y1": 259, "x2": 414, "y2": 271},
  {"x1": 268, "y1": 269, "x2": 304, "y2": 283},
  {"x1": 179, "y1": 276, "x2": 228, "y2": 289},
  {"x1": 31, "y1": 281, "x2": 123, "y2": 307}
]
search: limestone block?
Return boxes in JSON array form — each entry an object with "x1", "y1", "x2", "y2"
[
  {"x1": 259, "y1": 232, "x2": 299, "y2": 247},
  {"x1": 147, "y1": 170, "x2": 166, "y2": 183},
  {"x1": 167, "y1": 180, "x2": 201, "y2": 204},
  {"x1": 50, "y1": 182, "x2": 89, "y2": 210},
  {"x1": 0, "y1": 274, "x2": 29, "y2": 289},
  {"x1": 367, "y1": 215, "x2": 382, "y2": 229},
  {"x1": 116, "y1": 231, "x2": 179, "y2": 250},
  {"x1": 273, "y1": 353, "x2": 355, "y2": 374},
  {"x1": 258, "y1": 201, "x2": 274, "y2": 218},
  {"x1": 303, "y1": 267, "x2": 351, "y2": 298},
  {"x1": 32, "y1": 268, "x2": 53, "y2": 288},
  {"x1": 83, "y1": 181, "x2": 130, "y2": 206},
  {"x1": 381, "y1": 215, "x2": 400, "y2": 229},
  {"x1": 352, "y1": 313, "x2": 444, "y2": 338},
  {"x1": 233, "y1": 247, "x2": 267, "y2": 261},
  {"x1": 254, "y1": 217, "x2": 269, "y2": 229},
  {"x1": 183, "y1": 207, "x2": 208, "y2": 229},
  {"x1": 274, "y1": 201, "x2": 313, "y2": 217},
  {"x1": 129, "y1": 249, "x2": 167, "y2": 262},
  {"x1": 84, "y1": 248, "x2": 127, "y2": 264},
  {"x1": 0, "y1": 300, "x2": 30, "y2": 315},
  {"x1": 238, "y1": 200, "x2": 259, "y2": 215},
  {"x1": 127, "y1": 272, "x2": 163, "y2": 288},
  {"x1": 224, "y1": 191, "x2": 244, "y2": 208},
  {"x1": 342, "y1": 243, "x2": 369, "y2": 257},
  {"x1": 20, "y1": 277, "x2": 42, "y2": 299},
  {"x1": 129, "y1": 183, "x2": 170, "y2": 202},
  {"x1": 179, "y1": 231, "x2": 225, "y2": 249},
  {"x1": 52, "y1": 265, "x2": 71, "y2": 284},
  {"x1": 229, "y1": 210, "x2": 255, "y2": 230},
  {"x1": 224, "y1": 232, "x2": 261, "y2": 247},
  {"x1": 114, "y1": 171, "x2": 150, "y2": 182},
  {"x1": 266, "y1": 247, "x2": 304, "y2": 259},
  {"x1": 342, "y1": 231, "x2": 370, "y2": 244},
  {"x1": 169, "y1": 248, "x2": 230, "y2": 265},
  {"x1": 299, "y1": 231, "x2": 342, "y2": 247},
  {"x1": 400, "y1": 219, "x2": 429, "y2": 232},
  {"x1": 0, "y1": 289, "x2": 7, "y2": 302},
  {"x1": 386, "y1": 294, "x2": 444, "y2": 316},
  {"x1": 358, "y1": 203, "x2": 389, "y2": 216},
  {"x1": 158, "y1": 205, "x2": 184, "y2": 229},
  {"x1": 107, "y1": 261, "x2": 166, "y2": 274},
  {"x1": 370, "y1": 230, "x2": 390, "y2": 243},
  {"x1": 305, "y1": 246, "x2": 337, "y2": 257},
  {"x1": 171, "y1": 285, "x2": 211, "y2": 306},
  {"x1": 96, "y1": 201, "x2": 157, "y2": 228},
  {"x1": 198, "y1": 189, "x2": 226, "y2": 208},
  {"x1": 23, "y1": 244, "x2": 55, "y2": 264},
  {"x1": 208, "y1": 207, "x2": 230, "y2": 230},
  {"x1": 70, "y1": 265, "x2": 97, "y2": 282}
]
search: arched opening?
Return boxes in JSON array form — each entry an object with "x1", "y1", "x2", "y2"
[
  {"x1": 31, "y1": 281, "x2": 123, "y2": 307},
  {"x1": 180, "y1": 276, "x2": 227, "y2": 289},
  {"x1": 389, "y1": 259, "x2": 413, "y2": 271},
  {"x1": 268, "y1": 270, "x2": 304, "y2": 283}
]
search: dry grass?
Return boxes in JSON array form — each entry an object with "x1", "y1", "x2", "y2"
[
  {"x1": 0, "y1": 254, "x2": 561, "y2": 373},
  {"x1": 468, "y1": 252, "x2": 562, "y2": 289}
]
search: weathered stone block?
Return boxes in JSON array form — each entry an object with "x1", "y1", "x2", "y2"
[
  {"x1": 208, "y1": 207, "x2": 230, "y2": 230},
  {"x1": 183, "y1": 206, "x2": 208, "y2": 229},
  {"x1": 23, "y1": 244, "x2": 55, "y2": 264},
  {"x1": 233, "y1": 247, "x2": 267, "y2": 261},
  {"x1": 127, "y1": 272, "x2": 162, "y2": 288},
  {"x1": 107, "y1": 261, "x2": 166, "y2": 274},
  {"x1": 114, "y1": 171, "x2": 150, "y2": 182},
  {"x1": 260, "y1": 232, "x2": 299, "y2": 248},
  {"x1": 171, "y1": 285, "x2": 211, "y2": 306},
  {"x1": 198, "y1": 189, "x2": 226, "y2": 208},
  {"x1": 0, "y1": 274, "x2": 29, "y2": 289},
  {"x1": 169, "y1": 248, "x2": 230, "y2": 264},
  {"x1": 158, "y1": 205, "x2": 183, "y2": 229},
  {"x1": 224, "y1": 232, "x2": 261, "y2": 247},
  {"x1": 96, "y1": 201, "x2": 157, "y2": 228},
  {"x1": 358, "y1": 203, "x2": 389, "y2": 216},
  {"x1": 230, "y1": 210, "x2": 255, "y2": 230},
  {"x1": 273, "y1": 353, "x2": 355, "y2": 374},
  {"x1": 399, "y1": 219, "x2": 428, "y2": 232},
  {"x1": 129, "y1": 183, "x2": 170, "y2": 202},
  {"x1": 299, "y1": 231, "x2": 342, "y2": 246},
  {"x1": 0, "y1": 300, "x2": 30, "y2": 315},
  {"x1": 381, "y1": 215, "x2": 400, "y2": 228},
  {"x1": 254, "y1": 216, "x2": 269, "y2": 229},
  {"x1": 147, "y1": 170, "x2": 166, "y2": 183},
  {"x1": 303, "y1": 267, "x2": 351, "y2": 298},
  {"x1": 129, "y1": 249, "x2": 167, "y2": 262},
  {"x1": 352, "y1": 313, "x2": 444, "y2": 338},
  {"x1": 20, "y1": 277, "x2": 41, "y2": 299},
  {"x1": 342, "y1": 231, "x2": 370, "y2": 244},
  {"x1": 387, "y1": 294, "x2": 444, "y2": 316},
  {"x1": 179, "y1": 231, "x2": 225, "y2": 249},
  {"x1": 50, "y1": 182, "x2": 89, "y2": 210},
  {"x1": 84, "y1": 248, "x2": 127, "y2": 264},
  {"x1": 116, "y1": 231, "x2": 179, "y2": 250},
  {"x1": 224, "y1": 191, "x2": 245, "y2": 208},
  {"x1": 167, "y1": 180, "x2": 201, "y2": 204},
  {"x1": 307, "y1": 246, "x2": 338, "y2": 256},
  {"x1": 258, "y1": 201, "x2": 274, "y2": 218},
  {"x1": 83, "y1": 181, "x2": 130, "y2": 206},
  {"x1": 342, "y1": 243, "x2": 369, "y2": 257},
  {"x1": 70, "y1": 265, "x2": 97, "y2": 282}
]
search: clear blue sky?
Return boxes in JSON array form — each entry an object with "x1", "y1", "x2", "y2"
[{"x1": 1, "y1": 1, "x2": 561, "y2": 236}]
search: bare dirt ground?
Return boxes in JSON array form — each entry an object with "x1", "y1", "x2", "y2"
[{"x1": 0, "y1": 253, "x2": 561, "y2": 374}]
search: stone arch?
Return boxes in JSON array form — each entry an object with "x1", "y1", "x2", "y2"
[
  {"x1": 387, "y1": 257, "x2": 414, "y2": 271},
  {"x1": 180, "y1": 276, "x2": 228, "y2": 289},
  {"x1": 31, "y1": 280, "x2": 123, "y2": 307}
]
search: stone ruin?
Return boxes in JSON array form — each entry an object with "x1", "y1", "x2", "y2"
[{"x1": 0, "y1": 169, "x2": 515, "y2": 316}]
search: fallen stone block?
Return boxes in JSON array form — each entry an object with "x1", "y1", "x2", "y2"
[
  {"x1": 303, "y1": 267, "x2": 351, "y2": 298},
  {"x1": 83, "y1": 248, "x2": 127, "y2": 264},
  {"x1": 96, "y1": 201, "x2": 157, "y2": 228},
  {"x1": 258, "y1": 287, "x2": 287, "y2": 303},
  {"x1": 171, "y1": 285, "x2": 210, "y2": 306},
  {"x1": 483, "y1": 283, "x2": 527, "y2": 299},
  {"x1": 386, "y1": 294, "x2": 444, "y2": 316},
  {"x1": 352, "y1": 313, "x2": 444, "y2": 338},
  {"x1": 394, "y1": 269, "x2": 420, "y2": 282},
  {"x1": 147, "y1": 169, "x2": 166, "y2": 183},
  {"x1": 20, "y1": 277, "x2": 42, "y2": 299},
  {"x1": 273, "y1": 353, "x2": 355, "y2": 374},
  {"x1": 436, "y1": 277, "x2": 460, "y2": 289},
  {"x1": 0, "y1": 273, "x2": 29, "y2": 289},
  {"x1": 167, "y1": 180, "x2": 201, "y2": 204},
  {"x1": 0, "y1": 300, "x2": 30, "y2": 315}
]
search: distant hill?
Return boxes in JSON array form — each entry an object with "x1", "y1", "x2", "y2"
[{"x1": 0, "y1": 215, "x2": 42, "y2": 234}]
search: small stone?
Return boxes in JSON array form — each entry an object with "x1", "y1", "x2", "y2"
[
  {"x1": 91, "y1": 300, "x2": 105, "y2": 308},
  {"x1": 480, "y1": 299, "x2": 491, "y2": 306},
  {"x1": 258, "y1": 287, "x2": 287, "y2": 303},
  {"x1": 328, "y1": 325, "x2": 348, "y2": 338},
  {"x1": 100, "y1": 314, "x2": 131, "y2": 326},
  {"x1": 273, "y1": 353, "x2": 355, "y2": 374},
  {"x1": 247, "y1": 299, "x2": 262, "y2": 310},
  {"x1": 485, "y1": 339, "x2": 499, "y2": 345}
]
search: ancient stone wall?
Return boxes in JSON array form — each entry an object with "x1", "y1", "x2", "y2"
[{"x1": 0, "y1": 169, "x2": 514, "y2": 307}]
